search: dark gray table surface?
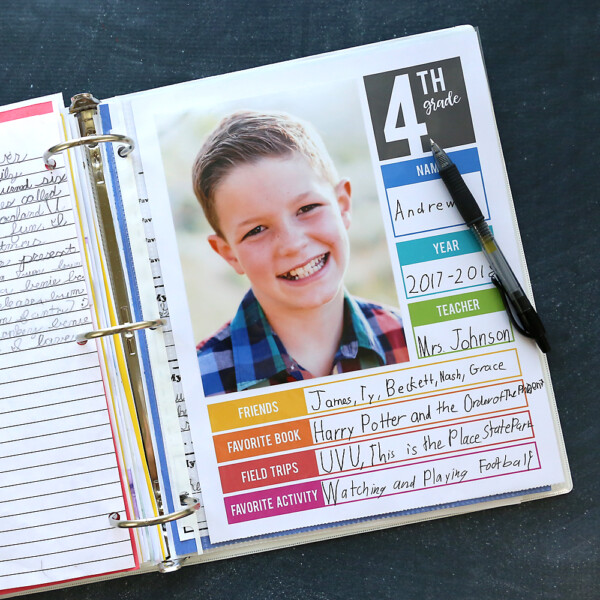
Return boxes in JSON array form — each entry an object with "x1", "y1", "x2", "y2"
[{"x1": 1, "y1": 1, "x2": 598, "y2": 599}]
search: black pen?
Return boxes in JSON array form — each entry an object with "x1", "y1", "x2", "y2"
[{"x1": 430, "y1": 139, "x2": 550, "y2": 353}]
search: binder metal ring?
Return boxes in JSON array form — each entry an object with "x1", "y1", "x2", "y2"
[
  {"x1": 109, "y1": 494, "x2": 200, "y2": 528},
  {"x1": 76, "y1": 318, "x2": 165, "y2": 345},
  {"x1": 44, "y1": 133, "x2": 135, "y2": 169},
  {"x1": 157, "y1": 558, "x2": 188, "y2": 573}
]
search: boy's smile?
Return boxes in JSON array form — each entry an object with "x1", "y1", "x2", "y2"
[
  {"x1": 277, "y1": 252, "x2": 329, "y2": 281},
  {"x1": 208, "y1": 153, "x2": 352, "y2": 321}
]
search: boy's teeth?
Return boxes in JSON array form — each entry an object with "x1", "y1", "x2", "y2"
[{"x1": 284, "y1": 254, "x2": 327, "y2": 280}]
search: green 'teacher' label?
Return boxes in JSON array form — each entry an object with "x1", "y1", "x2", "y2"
[{"x1": 408, "y1": 287, "x2": 505, "y2": 327}]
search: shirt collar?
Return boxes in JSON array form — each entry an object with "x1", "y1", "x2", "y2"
[
  {"x1": 338, "y1": 293, "x2": 387, "y2": 363},
  {"x1": 229, "y1": 289, "x2": 386, "y2": 392}
]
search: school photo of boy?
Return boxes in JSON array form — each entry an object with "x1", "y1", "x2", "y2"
[{"x1": 192, "y1": 110, "x2": 410, "y2": 396}]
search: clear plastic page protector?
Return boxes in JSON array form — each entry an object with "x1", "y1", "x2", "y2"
[
  {"x1": 102, "y1": 95, "x2": 211, "y2": 549},
  {"x1": 98, "y1": 103, "x2": 202, "y2": 556},
  {"x1": 0, "y1": 96, "x2": 138, "y2": 594},
  {"x1": 123, "y1": 26, "x2": 569, "y2": 543}
]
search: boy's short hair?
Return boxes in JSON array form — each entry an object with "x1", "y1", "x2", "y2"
[{"x1": 192, "y1": 110, "x2": 339, "y2": 237}]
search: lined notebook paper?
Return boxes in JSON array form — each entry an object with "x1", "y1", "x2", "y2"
[{"x1": 0, "y1": 98, "x2": 137, "y2": 594}]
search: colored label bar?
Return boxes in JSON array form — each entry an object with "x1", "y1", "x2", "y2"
[
  {"x1": 225, "y1": 480, "x2": 325, "y2": 523},
  {"x1": 208, "y1": 387, "x2": 308, "y2": 432},
  {"x1": 219, "y1": 449, "x2": 319, "y2": 493},
  {"x1": 408, "y1": 288, "x2": 504, "y2": 327},
  {"x1": 213, "y1": 419, "x2": 313, "y2": 463},
  {"x1": 0, "y1": 101, "x2": 53, "y2": 123},
  {"x1": 381, "y1": 147, "x2": 481, "y2": 189},
  {"x1": 397, "y1": 228, "x2": 493, "y2": 266}
]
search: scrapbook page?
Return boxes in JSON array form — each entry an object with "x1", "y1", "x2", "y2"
[{"x1": 115, "y1": 25, "x2": 569, "y2": 544}]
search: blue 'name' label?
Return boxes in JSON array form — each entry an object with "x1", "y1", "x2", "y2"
[{"x1": 381, "y1": 147, "x2": 481, "y2": 189}]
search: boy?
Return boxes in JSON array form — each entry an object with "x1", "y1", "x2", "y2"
[{"x1": 192, "y1": 110, "x2": 409, "y2": 396}]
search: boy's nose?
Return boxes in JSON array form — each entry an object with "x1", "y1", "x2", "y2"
[{"x1": 275, "y1": 220, "x2": 307, "y2": 256}]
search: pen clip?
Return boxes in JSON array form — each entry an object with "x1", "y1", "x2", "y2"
[{"x1": 490, "y1": 275, "x2": 535, "y2": 340}]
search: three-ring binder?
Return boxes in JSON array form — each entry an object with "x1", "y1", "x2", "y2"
[{"x1": 43, "y1": 93, "x2": 197, "y2": 546}]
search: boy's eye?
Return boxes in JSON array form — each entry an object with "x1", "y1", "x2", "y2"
[
  {"x1": 297, "y1": 203, "x2": 320, "y2": 215},
  {"x1": 242, "y1": 225, "x2": 265, "y2": 240}
]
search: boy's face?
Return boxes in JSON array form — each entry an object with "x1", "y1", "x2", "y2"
[{"x1": 208, "y1": 153, "x2": 352, "y2": 319}]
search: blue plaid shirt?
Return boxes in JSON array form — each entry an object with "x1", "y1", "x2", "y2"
[{"x1": 197, "y1": 289, "x2": 409, "y2": 397}]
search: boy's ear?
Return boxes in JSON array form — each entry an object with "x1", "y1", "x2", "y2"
[
  {"x1": 335, "y1": 179, "x2": 352, "y2": 230},
  {"x1": 208, "y1": 234, "x2": 245, "y2": 275}
]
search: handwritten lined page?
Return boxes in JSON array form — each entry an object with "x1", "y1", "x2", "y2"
[{"x1": 0, "y1": 97, "x2": 137, "y2": 594}]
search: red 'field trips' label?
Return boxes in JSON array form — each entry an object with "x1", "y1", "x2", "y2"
[{"x1": 219, "y1": 449, "x2": 320, "y2": 493}]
